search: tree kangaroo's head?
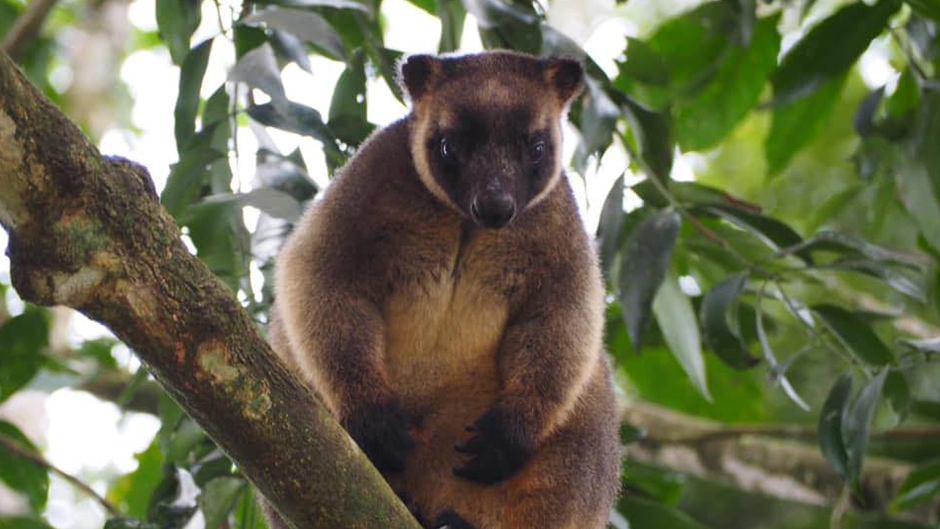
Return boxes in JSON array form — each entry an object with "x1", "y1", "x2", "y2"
[{"x1": 401, "y1": 51, "x2": 584, "y2": 229}]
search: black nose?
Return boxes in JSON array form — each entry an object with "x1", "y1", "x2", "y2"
[{"x1": 471, "y1": 194, "x2": 516, "y2": 228}]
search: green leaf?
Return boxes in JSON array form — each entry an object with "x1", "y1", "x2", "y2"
[
  {"x1": 233, "y1": 487, "x2": 268, "y2": 529},
  {"x1": 704, "y1": 203, "x2": 805, "y2": 257},
  {"x1": 597, "y1": 175, "x2": 625, "y2": 275},
  {"x1": 327, "y1": 50, "x2": 374, "y2": 146},
  {"x1": 461, "y1": 0, "x2": 539, "y2": 28},
  {"x1": 618, "y1": 495, "x2": 709, "y2": 529},
  {"x1": 248, "y1": 101, "x2": 345, "y2": 168},
  {"x1": 700, "y1": 272, "x2": 760, "y2": 370},
  {"x1": 674, "y1": 14, "x2": 780, "y2": 151},
  {"x1": 619, "y1": 208, "x2": 682, "y2": 351},
  {"x1": 572, "y1": 79, "x2": 619, "y2": 171},
  {"x1": 155, "y1": 0, "x2": 202, "y2": 65},
  {"x1": 797, "y1": 230, "x2": 925, "y2": 269},
  {"x1": 182, "y1": 189, "x2": 303, "y2": 223},
  {"x1": 621, "y1": 98, "x2": 674, "y2": 181},
  {"x1": 911, "y1": 399, "x2": 940, "y2": 422},
  {"x1": 199, "y1": 477, "x2": 246, "y2": 529},
  {"x1": 268, "y1": 30, "x2": 312, "y2": 73},
  {"x1": 904, "y1": 0, "x2": 940, "y2": 22},
  {"x1": 884, "y1": 370, "x2": 910, "y2": 420},
  {"x1": 818, "y1": 373, "x2": 853, "y2": 482},
  {"x1": 653, "y1": 272, "x2": 711, "y2": 401},
  {"x1": 0, "y1": 420, "x2": 49, "y2": 512},
  {"x1": 617, "y1": 1, "x2": 738, "y2": 108},
  {"x1": 0, "y1": 308, "x2": 50, "y2": 403},
  {"x1": 255, "y1": 0, "x2": 371, "y2": 12},
  {"x1": 812, "y1": 304, "x2": 893, "y2": 366},
  {"x1": 174, "y1": 38, "x2": 214, "y2": 155},
  {"x1": 0, "y1": 517, "x2": 55, "y2": 529},
  {"x1": 914, "y1": 86, "x2": 940, "y2": 210},
  {"x1": 766, "y1": 73, "x2": 846, "y2": 175},
  {"x1": 108, "y1": 441, "x2": 164, "y2": 519},
  {"x1": 227, "y1": 43, "x2": 287, "y2": 102},
  {"x1": 826, "y1": 258, "x2": 926, "y2": 302},
  {"x1": 844, "y1": 369, "x2": 887, "y2": 489},
  {"x1": 242, "y1": 8, "x2": 347, "y2": 61},
  {"x1": 770, "y1": 0, "x2": 900, "y2": 106},
  {"x1": 402, "y1": 0, "x2": 435, "y2": 14},
  {"x1": 892, "y1": 458, "x2": 940, "y2": 510},
  {"x1": 437, "y1": 0, "x2": 466, "y2": 53},
  {"x1": 160, "y1": 125, "x2": 226, "y2": 219}
]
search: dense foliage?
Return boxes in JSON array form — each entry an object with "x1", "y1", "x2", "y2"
[{"x1": 1, "y1": 0, "x2": 939, "y2": 527}]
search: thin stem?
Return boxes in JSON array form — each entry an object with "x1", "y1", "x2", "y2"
[
  {"x1": 0, "y1": 430, "x2": 121, "y2": 517},
  {"x1": 0, "y1": 0, "x2": 59, "y2": 61}
]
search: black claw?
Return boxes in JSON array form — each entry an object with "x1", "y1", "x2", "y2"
[{"x1": 452, "y1": 405, "x2": 534, "y2": 484}]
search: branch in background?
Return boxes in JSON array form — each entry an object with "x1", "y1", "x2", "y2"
[
  {"x1": 623, "y1": 401, "x2": 938, "y2": 524},
  {"x1": 78, "y1": 371, "x2": 162, "y2": 416},
  {"x1": 0, "y1": 51, "x2": 420, "y2": 529},
  {"x1": 0, "y1": 0, "x2": 59, "y2": 61},
  {"x1": 0, "y1": 430, "x2": 121, "y2": 517}
]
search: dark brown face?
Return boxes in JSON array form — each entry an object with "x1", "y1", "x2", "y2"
[
  {"x1": 402, "y1": 52, "x2": 584, "y2": 229},
  {"x1": 424, "y1": 103, "x2": 555, "y2": 229}
]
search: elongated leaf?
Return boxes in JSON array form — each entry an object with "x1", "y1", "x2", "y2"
[
  {"x1": 0, "y1": 308, "x2": 50, "y2": 403},
  {"x1": 844, "y1": 369, "x2": 887, "y2": 489},
  {"x1": 770, "y1": 0, "x2": 900, "y2": 106},
  {"x1": 797, "y1": 230, "x2": 925, "y2": 269},
  {"x1": 461, "y1": 0, "x2": 538, "y2": 28},
  {"x1": 247, "y1": 101, "x2": 345, "y2": 169},
  {"x1": 812, "y1": 304, "x2": 893, "y2": 365},
  {"x1": 705, "y1": 204, "x2": 805, "y2": 256},
  {"x1": 621, "y1": 98, "x2": 674, "y2": 181},
  {"x1": 174, "y1": 39, "x2": 213, "y2": 154},
  {"x1": 700, "y1": 272, "x2": 760, "y2": 369},
  {"x1": 674, "y1": 14, "x2": 780, "y2": 151},
  {"x1": 597, "y1": 175, "x2": 625, "y2": 275},
  {"x1": 766, "y1": 74, "x2": 846, "y2": 175},
  {"x1": 227, "y1": 43, "x2": 287, "y2": 102},
  {"x1": 619, "y1": 209, "x2": 682, "y2": 351},
  {"x1": 893, "y1": 458, "x2": 940, "y2": 510},
  {"x1": 818, "y1": 373, "x2": 853, "y2": 481},
  {"x1": 884, "y1": 370, "x2": 910, "y2": 419},
  {"x1": 161, "y1": 125, "x2": 226, "y2": 219},
  {"x1": 618, "y1": 495, "x2": 709, "y2": 529},
  {"x1": 328, "y1": 50, "x2": 370, "y2": 146},
  {"x1": 255, "y1": 0, "x2": 370, "y2": 11},
  {"x1": 199, "y1": 477, "x2": 245, "y2": 529},
  {"x1": 155, "y1": 0, "x2": 202, "y2": 65},
  {"x1": 827, "y1": 258, "x2": 926, "y2": 301},
  {"x1": 904, "y1": 0, "x2": 940, "y2": 21},
  {"x1": 437, "y1": 0, "x2": 466, "y2": 53},
  {"x1": 242, "y1": 8, "x2": 346, "y2": 61},
  {"x1": 573, "y1": 79, "x2": 619, "y2": 171},
  {"x1": 108, "y1": 442, "x2": 164, "y2": 519},
  {"x1": 654, "y1": 273, "x2": 711, "y2": 400},
  {"x1": 269, "y1": 30, "x2": 312, "y2": 73},
  {"x1": 182, "y1": 189, "x2": 303, "y2": 223},
  {"x1": 0, "y1": 420, "x2": 48, "y2": 511}
]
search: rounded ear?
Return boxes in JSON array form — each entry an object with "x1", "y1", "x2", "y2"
[
  {"x1": 544, "y1": 57, "x2": 585, "y2": 105},
  {"x1": 400, "y1": 54, "x2": 440, "y2": 102}
]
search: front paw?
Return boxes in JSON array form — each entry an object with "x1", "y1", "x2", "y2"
[
  {"x1": 452, "y1": 405, "x2": 534, "y2": 484},
  {"x1": 433, "y1": 509, "x2": 477, "y2": 529},
  {"x1": 343, "y1": 399, "x2": 415, "y2": 474}
]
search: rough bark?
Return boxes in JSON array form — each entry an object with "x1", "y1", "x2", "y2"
[{"x1": 0, "y1": 51, "x2": 420, "y2": 529}]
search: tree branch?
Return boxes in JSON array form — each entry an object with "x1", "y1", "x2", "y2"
[
  {"x1": 0, "y1": 429, "x2": 121, "y2": 517},
  {"x1": 0, "y1": 51, "x2": 420, "y2": 529},
  {"x1": 1, "y1": 0, "x2": 59, "y2": 62}
]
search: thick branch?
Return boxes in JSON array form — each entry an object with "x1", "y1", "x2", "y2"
[{"x1": 0, "y1": 51, "x2": 420, "y2": 529}]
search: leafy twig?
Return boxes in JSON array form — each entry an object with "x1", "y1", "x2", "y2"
[{"x1": 0, "y1": 430, "x2": 121, "y2": 517}]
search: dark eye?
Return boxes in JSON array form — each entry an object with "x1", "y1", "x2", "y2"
[
  {"x1": 440, "y1": 137, "x2": 456, "y2": 163},
  {"x1": 528, "y1": 140, "x2": 546, "y2": 164}
]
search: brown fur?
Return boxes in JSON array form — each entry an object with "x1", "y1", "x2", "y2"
[{"x1": 267, "y1": 51, "x2": 620, "y2": 529}]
